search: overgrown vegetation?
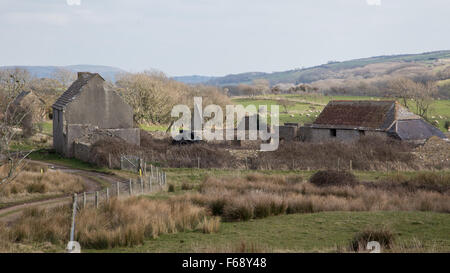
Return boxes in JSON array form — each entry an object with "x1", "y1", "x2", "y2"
[
  {"x1": 0, "y1": 163, "x2": 86, "y2": 204},
  {"x1": 180, "y1": 172, "x2": 450, "y2": 222},
  {"x1": 1, "y1": 197, "x2": 214, "y2": 250}
]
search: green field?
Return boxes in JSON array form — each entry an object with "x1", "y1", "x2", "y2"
[
  {"x1": 87, "y1": 168, "x2": 449, "y2": 253},
  {"x1": 90, "y1": 211, "x2": 449, "y2": 253},
  {"x1": 232, "y1": 94, "x2": 450, "y2": 131}
]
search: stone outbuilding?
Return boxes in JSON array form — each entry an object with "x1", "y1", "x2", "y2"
[
  {"x1": 52, "y1": 72, "x2": 139, "y2": 158},
  {"x1": 300, "y1": 100, "x2": 447, "y2": 144}
]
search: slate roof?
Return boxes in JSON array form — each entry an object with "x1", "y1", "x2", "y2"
[
  {"x1": 13, "y1": 90, "x2": 45, "y2": 106},
  {"x1": 52, "y1": 72, "x2": 104, "y2": 111},
  {"x1": 389, "y1": 119, "x2": 447, "y2": 140}
]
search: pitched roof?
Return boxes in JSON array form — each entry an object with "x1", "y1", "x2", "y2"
[
  {"x1": 312, "y1": 100, "x2": 397, "y2": 130},
  {"x1": 52, "y1": 72, "x2": 104, "y2": 111},
  {"x1": 389, "y1": 119, "x2": 447, "y2": 140},
  {"x1": 13, "y1": 90, "x2": 45, "y2": 106}
]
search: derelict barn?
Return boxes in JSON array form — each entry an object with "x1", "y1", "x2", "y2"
[
  {"x1": 300, "y1": 100, "x2": 447, "y2": 144},
  {"x1": 52, "y1": 72, "x2": 140, "y2": 159}
]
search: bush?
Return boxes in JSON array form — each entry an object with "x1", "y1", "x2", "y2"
[
  {"x1": 168, "y1": 184, "x2": 175, "y2": 192},
  {"x1": 310, "y1": 170, "x2": 358, "y2": 187},
  {"x1": 209, "y1": 198, "x2": 227, "y2": 216},
  {"x1": 181, "y1": 182, "x2": 193, "y2": 190},
  {"x1": 350, "y1": 226, "x2": 395, "y2": 252},
  {"x1": 223, "y1": 199, "x2": 254, "y2": 221}
]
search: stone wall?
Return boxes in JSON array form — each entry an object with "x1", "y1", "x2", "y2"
[{"x1": 300, "y1": 126, "x2": 388, "y2": 142}]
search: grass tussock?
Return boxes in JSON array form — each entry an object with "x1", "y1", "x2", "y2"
[
  {"x1": 197, "y1": 216, "x2": 221, "y2": 234},
  {"x1": 310, "y1": 170, "x2": 358, "y2": 187},
  {"x1": 180, "y1": 172, "x2": 450, "y2": 222},
  {"x1": 0, "y1": 163, "x2": 86, "y2": 202},
  {"x1": 2, "y1": 197, "x2": 207, "y2": 250},
  {"x1": 350, "y1": 226, "x2": 395, "y2": 252}
]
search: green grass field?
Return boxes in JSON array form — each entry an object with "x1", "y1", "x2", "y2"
[
  {"x1": 232, "y1": 94, "x2": 450, "y2": 131},
  {"x1": 90, "y1": 211, "x2": 450, "y2": 253}
]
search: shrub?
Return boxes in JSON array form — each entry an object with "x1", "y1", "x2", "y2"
[
  {"x1": 350, "y1": 226, "x2": 395, "y2": 252},
  {"x1": 181, "y1": 182, "x2": 193, "y2": 190},
  {"x1": 310, "y1": 170, "x2": 358, "y2": 187},
  {"x1": 168, "y1": 184, "x2": 175, "y2": 192},
  {"x1": 209, "y1": 198, "x2": 227, "y2": 216},
  {"x1": 223, "y1": 199, "x2": 254, "y2": 221}
]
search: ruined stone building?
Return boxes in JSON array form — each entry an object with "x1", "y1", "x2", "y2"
[
  {"x1": 11, "y1": 90, "x2": 46, "y2": 137},
  {"x1": 300, "y1": 100, "x2": 447, "y2": 144},
  {"x1": 52, "y1": 72, "x2": 139, "y2": 159}
]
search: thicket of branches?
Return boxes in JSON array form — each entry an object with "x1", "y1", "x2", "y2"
[{"x1": 115, "y1": 71, "x2": 230, "y2": 125}]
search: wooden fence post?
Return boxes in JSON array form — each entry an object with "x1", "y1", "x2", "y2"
[
  {"x1": 140, "y1": 177, "x2": 143, "y2": 193},
  {"x1": 337, "y1": 158, "x2": 340, "y2": 171},
  {"x1": 129, "y1": 179, "x2": 133, "y2": 196},
  {"x1": 106, "y1": 188, "x2": 109, "y2": 201},
  {"x1": 149, "y1": 176, "x2": 152, "y2": 191},
  {"x1": 95, "y1": 191, "x2": 99, "y2": 209},
  {"x1": 197, "y1": 157, "x2": 200, "y2": 169},
  {"x1": 69, "y1": 193, "x2": 77, "y2": 244},
  {"x1": 108, "y1": 153, "x2": 111, "y2": 169},
  {"x1": 116, "y1": 182, "x2": 120, "y2": 197},
  {"x1": 83, "y1": 192, "x2": 86, "y2": 208},
  {"x1": 151, "y1": 165, "x2": 153, "y2": 178},
  {"x1": 350, "y1": 160, "x2": 353, "y2": 171}
]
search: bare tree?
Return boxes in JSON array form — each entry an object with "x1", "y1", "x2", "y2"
[
  {"x1": 279, "y1": 99, "x2": 295, "y2": 113},
  {"x1": 252, "y1": 79, "x2": 270, "y2": 95},
  {"x1": 0, "y1": 68, "x2": 35, "y2": 186},
  {"x1": 52, "y1": 68, "x2": 76, "y2": 89},
  {"x1": 0, "y1": 68, "x2": 31, "y2": 98},
  {"x1": 388, "y1": 77, "x2": 437, "y2": 119},
  {"x1": 0, "y1": 93, "x2": 33, "y2": 187}
]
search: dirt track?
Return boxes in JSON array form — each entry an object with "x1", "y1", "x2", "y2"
[{"x1": 0, "y1": 160, "x2": 125, "y2": 224}]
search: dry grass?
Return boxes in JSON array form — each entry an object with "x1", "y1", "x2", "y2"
[
  {"x1": 196, "y1": 216, "x2": 221, "y2": 234},
  {"x1": 0, "y1": 163, "x2": 86, "y2": 203},
  {"x1": 310, "y1": 170, "x2": 358, "y2": 187},
  {"x1": 180, "y1": 172, "x2": 450, "y2": 221},
  {"x1": 1, "y1": 197, "x2": 209, "y2": 250},
  {"x1": 255, "y1": 136, "x2": 417, "y2": 171},
  {"x1": 349, "y1": 226, "x2": 395, "y2": 252},
  {"x1": 90, "y1": 131, "x2": 237, "y2": 169},
  {"x1": 89, "y1": 132, "x2": 443, "y2": 172}
]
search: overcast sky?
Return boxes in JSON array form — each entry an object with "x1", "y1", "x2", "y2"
[{"x1": 0, "y1": 0, "x2": 449, "y2": 76}]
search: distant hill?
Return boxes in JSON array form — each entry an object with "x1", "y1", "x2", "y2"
[
  {"x1": 172, "y1": 75, "x2": 215, "y2": 84},
  {"x1": 0, "y1": 65, "x2": 126, "y2": 82},
  {"x1": 174, "y1": 50, "x2": 450, "y2": 86}
]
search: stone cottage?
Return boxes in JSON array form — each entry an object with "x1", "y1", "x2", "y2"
[
  {"x1": 52, "y1": 72, "x2": 139, "y2": 158},
  {"x1": 300, "y1": 100, "x2": 447, "y2": 144}
]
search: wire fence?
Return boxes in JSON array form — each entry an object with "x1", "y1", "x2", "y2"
[{"x1": 67, "y1": 165, "x2": 167, "y2": 252}]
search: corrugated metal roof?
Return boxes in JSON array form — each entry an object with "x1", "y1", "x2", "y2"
[
  {"x1": 52, "y1": 72, "x2": 103, "y2": 111},
  {"x1": 313, "y1": 100, "x2": 396, "y2": 130}
]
